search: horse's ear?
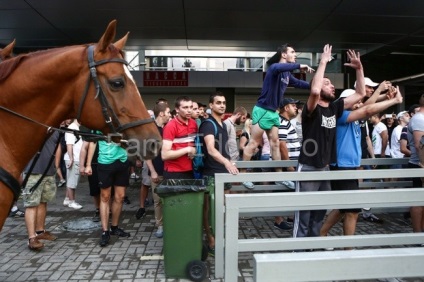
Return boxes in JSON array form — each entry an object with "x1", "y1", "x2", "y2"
[
  {"x1": 1, "y1": 39, "x2": 16, "y2": 58},
  {"x1": 97, "y1": 20, "x2": 117, "y2": 53},
  {"x1": 113, "y1": 32, "x2": 129, "y2": 50}
]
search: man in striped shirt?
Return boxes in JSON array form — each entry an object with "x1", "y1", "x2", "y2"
[{"x1": 273, "y1": 98, "x2": 301, "y2": 231}]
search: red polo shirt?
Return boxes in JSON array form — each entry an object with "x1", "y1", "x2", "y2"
[{"x1": 162, "y1": 117, "x2": 197, "y2": 172}]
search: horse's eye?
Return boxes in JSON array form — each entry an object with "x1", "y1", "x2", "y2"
[{"x1": 109, "y1": 79, "x2": 125, "y2": 90}]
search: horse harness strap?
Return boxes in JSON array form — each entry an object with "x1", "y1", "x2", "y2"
[
  {"x1": 0, "y1": 167, "x2": 21, "y2": 201},
  {"x1": 77, "y1": 45, "x2": 154, "y2": 138}
]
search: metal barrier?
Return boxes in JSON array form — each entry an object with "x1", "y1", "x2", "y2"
[{"x1": 212, "y1": 158, "x2": 423, "y2": 281}]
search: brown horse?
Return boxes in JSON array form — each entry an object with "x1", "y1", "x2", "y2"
[
  {"x1": 0, "y1": 20, "x2": 161, "y2": 231},
  {"x1": 0, "y1": 39, "x2": 15, "y2": 61}
]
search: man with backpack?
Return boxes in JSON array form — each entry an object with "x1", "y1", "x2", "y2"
[{"x1": 198, "y1": 91, "x2": 239, "y2": 256}]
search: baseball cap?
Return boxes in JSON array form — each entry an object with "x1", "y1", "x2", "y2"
[
  {"x1": 354, "y1": 77, "x2": 379, "y2": 88},
  {"x1": 396, "y1": 111, "x2": 408, "y2": 120},
  {"x1": 282, "y1": 98, "x2": 299, "y2": 106},
  {"x1": 339, "y1": 89, "x2": 355, "y2": 98}
]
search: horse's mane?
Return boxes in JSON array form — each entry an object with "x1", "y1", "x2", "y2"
[
  {"x1": 0, "y1": 56, "x2": 27, "y2": 82},
  {"x1": 0, "y1": 44, "x2": 123, "y2": 82}
]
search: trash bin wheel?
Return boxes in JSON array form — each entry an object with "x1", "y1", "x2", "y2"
[
  {"x1": 186, "y1": 260, "x2": 207, "y2": 282},
  {"x1": 201, "y1": 243, "x2": 208, "y2": 261}
]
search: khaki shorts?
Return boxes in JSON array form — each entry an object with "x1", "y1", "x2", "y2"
[
  {"x1": 23, "y1": 175, "x2": 57, "y2": 208},
  {"x1": 65, "y1": 160, "x2": 80, "y2": 189},
  {"x1": 252, "y1": 106, "x2": 280, "y2": 130}
]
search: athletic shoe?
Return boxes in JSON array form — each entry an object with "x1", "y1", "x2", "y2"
[
  {"x1": 9, "y1": 208, "x2": 25, "y2": 217},
  {"x1": 58, "y1": 179, "x2": 66, "y2": 187},
  {"x1": 135, "y1": 207, "x2": 146, "y2": 219},
  {"x1": 123, "y1": 196, "x2": 131, "y2": 205},
  {"x1": 68, "y1": 201, "x2": 83, "y2": 210},
  {"x1": 362, "y1": 213, "x2": 384, "y2": 224},
  {"x1": 130, "y1": 173, "x2": 140, "y2": 180},
  {"x1": 63, "y1": 197, "x2": 70, "y2": 206},
  {"x1": 99, "y1": 231, "x2": 110, "y2": 247},
  {"x1": 242, "y1": 181, "x2": 255, "y2": 189},
  {"x1": 37, "y1": 230, "x2": 57, "y2": 241},
  {"x1": 110, "y1": 227, "x2": 130, "y2": 237},
  {"x1": 154, "y1": 226, "x2": 163, "y2": 238},
  {"x1": 28, "y1": 237, "x2": 44, "y2": 250},
  {"x1": 275, "y1": 180, "x2": 295, "y2": 190},
  {"x1": 274, "y1": 221, "x2": 293, "y2": 231}
]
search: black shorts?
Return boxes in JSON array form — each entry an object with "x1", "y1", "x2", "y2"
[
  {"x1": 330, "y1": 166, "x2": 361, "y2": 213},
  {"x1": 97, "y1": 159, "x2": 130, "y2": 189},
  {"x1": 163, "y1": 170, "x2": 193, "y2": 180},
  {"x1": 88, "y1": 164, "x2": 100, "y2": 196}
]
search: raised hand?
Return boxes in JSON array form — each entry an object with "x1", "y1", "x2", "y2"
[
  {"x1": 393, "y1": 86, "x2": 403, "y2": 104},
  {"x1": 344, "y1": 49, "x2": 362, "y2": 70},
  {"x1": 300, "y1": 64, "x2": 315, "y2": 73},
  {"x1": 320, "y1": 44, "x2": 333, "y2": 63}
]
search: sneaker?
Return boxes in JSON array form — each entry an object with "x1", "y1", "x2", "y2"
[
  {"x1": 286, "y1": 217, "x2": 294, "y2": 223},
  {"x1": 68, "y1": 201, "x2": 83, "y2": 210},
  {"x1": 274, "y1": 221, "x2": 293, "y2": 231},
  {"x1": 58, "y1": 179, "x2": 66, "y2": 187},
  {"x1": 92, "y1": 209, "x2": 100, "y2": 222},
  {"x1": 99, "y1": 231, "x2": 110, "y2": 247},
  {"x1": 242, "y1": 181, "x2": 255, "y2": 189},
  {"x1": 110, "y1": 227, "x2": 130, "y2": 237},
  {"x1": 28, "y1": 237, "x2": 44, "y2": 250},
  {"x1": 130, "y1": 173, "x2": 140, "y2": 180},
  {"x1": 135, "y1": 207, "x2": 146, "y2": 219},
  {"x1": 37, "y1": 231, "x2": 57, "y2": 241},
  {"x1": 362, "y1": 213, "x2": 384, "y2": 224},
  {"x1": 154, "y1": 227, "x2": 163, "y2": 238},
  {"x1": 123, "y1": 196, "x2": 131, "y2": 205},
  {"x1": 275, "y1": 180, "x2": 295, "y2": 190},
  {"x1": 9, "y1": 208, "x2": 25, "y2": 217},
  {"x1": 63, "y1": 197, "x2": 70, "y2": 206}
]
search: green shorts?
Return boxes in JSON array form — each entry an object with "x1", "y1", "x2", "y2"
[
  {"x1": 252, "y1": 106, "x2": 280, "y2": 130},
  {"x1": 23, "y1": 175, "x2": 57, "y2": 208}
]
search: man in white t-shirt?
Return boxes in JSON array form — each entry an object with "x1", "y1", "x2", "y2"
[
  {"x1": 390, "y1": 111, "x2": 410, "y2": 165},
  {"x1": 370, "y1": 113, "x2": 390, "y2": 158},
  {"x1": 63, "y1": 119, "x2": 83, "y2": 209}
]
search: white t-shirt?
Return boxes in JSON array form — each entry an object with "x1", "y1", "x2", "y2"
[
  {"x1": 372, "y1": 122, "x2": 390, "y2": 156},
  {"x1": 390, "y1": 125, "x2": 404, "y2": 158},
  {"x1": 64, "y1": 122, "x2": 83, "y2": 161}
]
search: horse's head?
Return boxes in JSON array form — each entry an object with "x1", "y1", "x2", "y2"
[
  {"x1": 0, "y1": 39, "x2": 15, "y2": 62},
  {"x1": 78, "y1": 20, "x2": 161, "y2": 160}
]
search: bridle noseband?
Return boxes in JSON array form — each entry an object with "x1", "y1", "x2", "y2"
[{"x1": 76, "y1": 45, "x2": 154, "y2": 140}]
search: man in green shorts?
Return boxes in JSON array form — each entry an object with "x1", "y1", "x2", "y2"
[{"x1": 241, "y1": 44, "x2": 314, "y2": 189}]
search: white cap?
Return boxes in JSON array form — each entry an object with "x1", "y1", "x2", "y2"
[
  {"x1": 354, "y1": 77, "x2": 379, "y2": 88},
  {"x1": 340, "y1": 89, "x2": 355, "y2": 98},
  {"x1": 396, "y1": 111, "x2": 408, "y2": 120}
]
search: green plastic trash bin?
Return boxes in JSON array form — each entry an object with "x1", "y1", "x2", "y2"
[{"x1": 156, "y1": 179, "x2": 208, "y2": 282}]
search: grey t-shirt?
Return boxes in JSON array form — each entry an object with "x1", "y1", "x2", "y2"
[
  {"x1": 223, "y1": 118, "x2": 239, "y2": 162},
  {"x1": 407, "y1": 112, "x2": 424, "y2": 165}
]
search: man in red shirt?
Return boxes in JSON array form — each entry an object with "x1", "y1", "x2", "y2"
[{"x1": 161, "y1": 96, "x2": 198, "y2": 179}]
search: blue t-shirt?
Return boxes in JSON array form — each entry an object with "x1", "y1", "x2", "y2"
[
  {"x1": 256, "y1": 63, "x2": 310, "y2": 111},
  {"x1": 335, "y1": 110, "x2": 362, "y2": 168}
]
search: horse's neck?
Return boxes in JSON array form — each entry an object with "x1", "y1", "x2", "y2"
[{"x1": 0, "y1": 47, "x2": 86, "y2": 177}]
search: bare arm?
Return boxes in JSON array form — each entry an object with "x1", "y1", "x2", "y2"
[
  {"x1": 343, "y1": 50, "x2": 366, "y2": 109},
  {"x1": 54, "y1": 145, "x2": 64, "y2": 180},
  {"x1": 306, "y1": 44, "x2": 332, "y2": 113},
  {"x1": 66, "y1": 144, "x2": 74, "y2": 167},
  {"x1": 279, "y1": 140, "x2": 295, "y2": 171},
  {"x1": 346, "y1": 86, "x2": 402, "y2": 122},
  {"x1": 400, "y1": 139, "x2": 411, "y2": 157},
  {"x1": 145, "y1": 159, "x2": 159, "y2": 183},
  {"x1": 204, "y1": 134, "x2": 238, "y2": 175},
  {"x1": 413, "y1": 130, "x2": 424, "y2": 167},
  {"x1": 363, "y1": 81, "x2": 391, "y2": 106},
  {"x1": 84, "y1": 142, "x2": 97, "y2": 175},
  {"x1": 79, "y1": 141, "x2": 89, "y2": 175},
  {"x1": 366, "y1": 135, "x2": 375, "y2": 158},
  {"x1": 380, "y1": 130, "x2": 389, "y2": 158},
  {"x1": 161, "y1": 139, "x2": 196, "y2": 160}
]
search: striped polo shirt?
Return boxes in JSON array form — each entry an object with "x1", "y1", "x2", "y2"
[{"x1": 278, "y1": 115, "x2": 301, "y2": 160}]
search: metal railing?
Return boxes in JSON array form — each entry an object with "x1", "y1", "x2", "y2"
[{"x1": 212, "y1": 158, "x2": 424, "y2": 281}]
